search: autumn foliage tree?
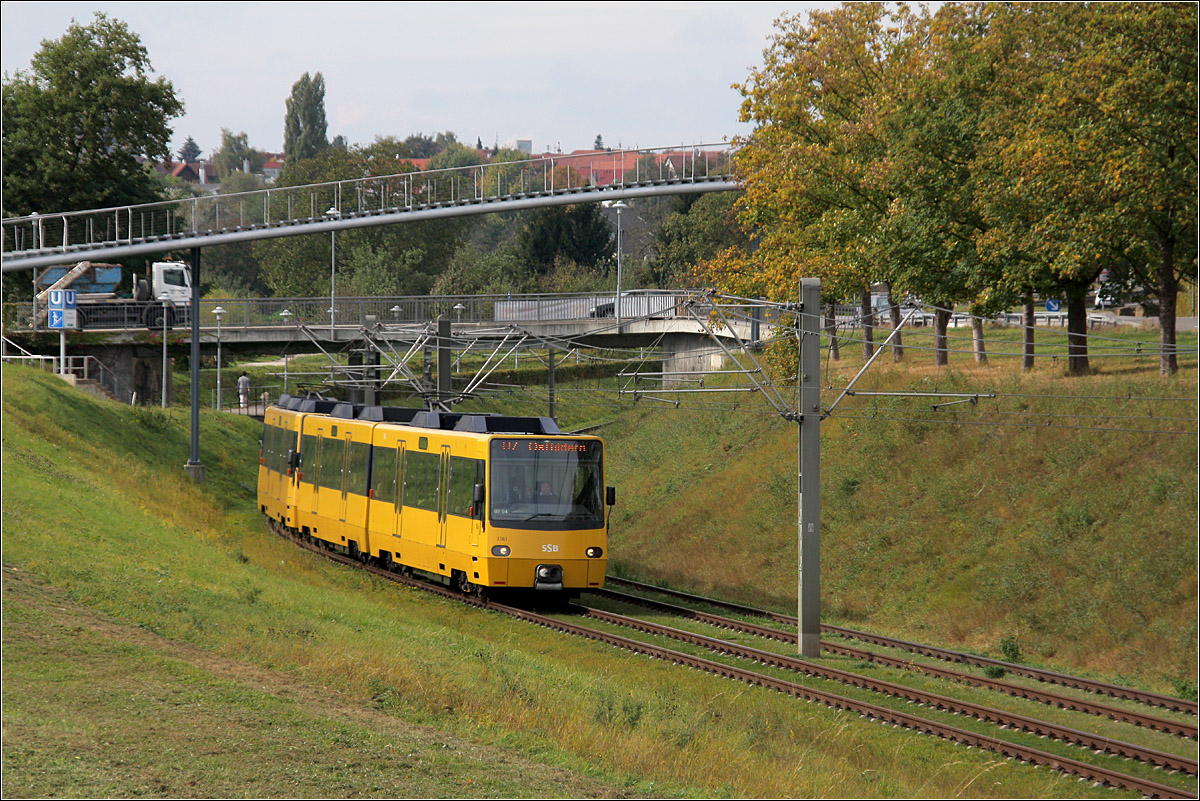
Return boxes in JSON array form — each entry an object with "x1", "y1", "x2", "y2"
[{"x1": 704, "y1": 1, "x2": 1196, "y2": 376}]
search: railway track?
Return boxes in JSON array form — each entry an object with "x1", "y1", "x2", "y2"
[
  {"x1": 588, "y1": 584, "x2": 1197, "y2": 739},
  {"x1": 603, "y1": 576, "x2": 1199, "y2": 717},
  {"x1": 573, "y1": 604, "x2": 1196, "y2": 775},
  {"x1": 266, "y1": 520, "x2": 1198, "y2": 799}
]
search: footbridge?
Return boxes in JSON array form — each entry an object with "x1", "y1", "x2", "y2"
[{"x1": 2, "y1": 144, "x2": 737, "y2": 271}]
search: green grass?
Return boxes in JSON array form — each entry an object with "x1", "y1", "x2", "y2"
[
  {"x1": 1, "y1": 362, "x2": 1132, "y2": 798},
  {"x1": 602, "y1": 326, "x2": 1197, "y2": 692}
]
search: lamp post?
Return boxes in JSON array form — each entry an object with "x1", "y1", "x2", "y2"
[
  {"x1": 161, "y1": 299, "x2": 169, "y2": 408},
  {"x1": 391, "y1": 304, "x2": 402, "y2": 323},
  {"x1": 609, "y1": 200, "x2": 628, "y2": 328},
  {"x1": 279, "y1": 309, "x2": 293, "y2": 394},
  {"x1": 213, "y1": 306, "x2": 226, "y2": 410},
  {"x1": 326, "y1": 206, "x2": 340, "y2": 328}
]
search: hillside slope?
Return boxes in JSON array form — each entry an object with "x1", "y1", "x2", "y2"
[
  {"x1": 5, "y1": 363, "x2": 1126, "y2": 798},
  {"x1": 604, "y1": 354, "x2": 1198, "y2": 694}
]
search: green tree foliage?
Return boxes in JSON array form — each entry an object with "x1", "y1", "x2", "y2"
[
  {"x1": 427, "y1": 142, "x2": 484, "y2": 171},
  {"x1": 283, "y1": 72, "x2": 329, "y2": 162},
  {"x1": 403, "y1": 131, "x2": 458, "y2": 159},
  {"x1": 719, "y1": 3, "x2": 900, "y2": 304},
  {"x1": 655, "y1": 193, "x2": 746, "y2": 287},
  {"x1": 704, "y1": 1, "x2": 1196, "y2": 374},
  {"x1": 177, "y1": 136, "x2": 202, "y2": 163},
  {"x1": 975, "y1": 3, "x2": 1197, "y2": 375},
  {"x1": 213, "y1": 128, "x2": 266, "y2": 179},
  {"x1": 1, "y1": 12, "x2": 183, "y2": 216},
  {"x1": 254, "y1": 143, "x2": 475, "y2": 298},
  {"x1": 517, "y1": 204, "x2": 614, "y2": 276}
]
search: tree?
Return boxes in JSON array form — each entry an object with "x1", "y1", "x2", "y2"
[
  {"x1": 177, "y1": 136, "x2": 202, "y2": 163},
  {"x1": 283, "y1": 71, "x2": 328, "y2": 162},
  {"x1": 517, "y1": 204, "x2": 614, "y2": 275},
  {"x1": 594, "y1": 134, "x2": 605, "y2": 150},
  {"x1": 657, "y1": 192, "x2": 746, "y2": 287},
  {"x1": 706, "y1": 3, "x2": 905, "y2": 361},
  {"x1": 213, "y1": 128, "x2": 266, "y2": 179},
  {"x1": 976, "y1": 3, "x2": 1197, "y2": 375},
  {"x1": 254, "y1": 143, "x2": 477, "y2": 298},
  {"x1": 403, "y1": 131, "x2": 458, "y2": 159},
  {"x1": 2, "y1": 12, "x2": 183, "y2": 216}
]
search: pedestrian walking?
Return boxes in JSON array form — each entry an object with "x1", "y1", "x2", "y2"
[{"x1": 237, "y1": 371, "x2": 250, "y2": 411}]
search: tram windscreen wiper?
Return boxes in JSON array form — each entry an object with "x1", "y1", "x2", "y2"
[{"x1": 520, "y1": 512, "x2": 561, "y2": 521}]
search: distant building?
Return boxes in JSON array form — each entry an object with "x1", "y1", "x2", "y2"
[
  {"x1": 155, "y1": 159, "x2": 219, "y2": 192},
  {"x1": 261, "y1": 153, "x2": 285, "y2": 184},
  {"x1": 516, "y1": 139, "x2": 533, "y2": 155}
]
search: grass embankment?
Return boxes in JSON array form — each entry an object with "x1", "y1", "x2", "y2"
[
  {"x1": 605, "y1": 325, "x2": 1198, "y2": 695},
  {"x1": 3, "y1": 363, "x2": 1119, "y2": 798}
]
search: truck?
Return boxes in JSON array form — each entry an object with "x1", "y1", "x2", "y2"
[{"x1": 34, "y1": 260, "x2": 194, "y2": 330}]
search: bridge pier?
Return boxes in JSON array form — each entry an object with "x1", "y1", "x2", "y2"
[
  {"x1": 80, "y1": 344, "x2": 168, "y2": 405},
  {"x1": 660, "y1": 333, "x2": 725, "y2": 383}
]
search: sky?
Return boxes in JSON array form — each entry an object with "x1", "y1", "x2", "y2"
[{"x1": 2, "y1": 1, "x2": 831, "y2": 159}]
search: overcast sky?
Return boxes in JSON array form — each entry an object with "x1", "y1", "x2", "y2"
[{"x1": 2, "y1": 1, "x2": 831, "y2": 159}]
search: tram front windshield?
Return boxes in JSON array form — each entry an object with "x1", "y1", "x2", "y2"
[{"x1": 490, "y1": 439, "x2": 603, "y2": 530}]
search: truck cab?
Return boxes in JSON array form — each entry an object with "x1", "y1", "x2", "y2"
[{"x1": 149, "y1": 261, "x2": 193, "y2": 305}]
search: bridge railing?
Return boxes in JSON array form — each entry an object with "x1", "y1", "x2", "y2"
[
  {"x1": 2, "y1": 290, "x2": 722, "y2": 333},
  {"x1": 3, "y1": 144, "x2": 735, "y2": 263}
]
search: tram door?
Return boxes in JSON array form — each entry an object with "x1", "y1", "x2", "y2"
[
  {"x1": 437, "y1": 445, "x2": 451, "y2": 548},
  {"x1": 392, "y1": 442, "x2": 406, "y2": 539},
  {"x1": 338, "y1": 434, "x2": 352, "y2": 523}
]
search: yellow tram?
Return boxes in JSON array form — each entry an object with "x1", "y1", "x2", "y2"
[{"x1": 258, "y1": 396, "x2": 612, "y2": 596}]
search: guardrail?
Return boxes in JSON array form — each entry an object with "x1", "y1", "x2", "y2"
[
  {"x1": 4, "y1": 290, "x2": 715, "y2": 333},
  {"x1": 2, "y1": 353, "x2": 134, "y2": 403}
]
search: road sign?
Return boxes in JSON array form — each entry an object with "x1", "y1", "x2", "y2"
[
  {"x1": 48, "y1": 289, "x2": 77, "y2": 329},
  {"x1": 1045, "y1": 299, "x2": 1061, "y2": 312}
]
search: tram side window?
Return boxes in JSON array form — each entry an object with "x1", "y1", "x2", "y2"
[
  {"x1": 345, "y1": 441, "x2": 371, "y2": 496},
  {"x1": 447, "y1": 457, "x2": 484, "y2": 518},
  {"x1": 272, "y1": 426, "x2": 290, "y2": 473},
  {"x1": 299, "y1": 434, "x2": 319, "y2": 483},
  {"x1": 317, "y1": 438, "x2": 345, "y2": 491},
  {"x1": 371, "y1": 446, "x2": 397, "y2": 504},
  {"x1": 404, "y1": 450, "x2": 440, "y2": 511}
]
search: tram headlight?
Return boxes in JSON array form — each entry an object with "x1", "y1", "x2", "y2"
[
  {"x1": 586, "y1": 547, "x2": 603, "y2": 558},
  {"x1": 491, "y1": 545, "x2": 510, "y2": 557}
]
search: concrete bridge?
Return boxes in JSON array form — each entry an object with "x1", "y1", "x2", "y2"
[{"x1": 4, "y1": 290, "x2": 762, "y2": 406}]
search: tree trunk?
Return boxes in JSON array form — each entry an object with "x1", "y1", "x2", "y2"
[
  {"x1": 824, "y1": 304, "x2": 840, "y2": 361},
  {"x1": 1157, "y1": 232, "x2": 1179, "y2": 376},
  {"x1": 1066, "y1": 287, "x2": 1089, "y2": 374},
  {"x1": 934, "y1": 309, "x2": 951, "y2": 366},
  {"x1": 861, "y1": 287, "x2": 874, "y2": 359},
  {"x1": 1023, "y1": 293, "x2": 1035, "y2": 371},
  {"x1": 972, "y1": 317, "x2": 988, "y2": 365},
  {"x1": 888, "y1": 286, "x2": 903, "y2": 362}
]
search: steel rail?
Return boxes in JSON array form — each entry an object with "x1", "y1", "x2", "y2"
[
  {"x1": 266, "y1": 521, "x2": 1194, "y2": 798},
  {"x1": 264, "y1": 520, "x2": 1196, "y2": 798},
  {"x1": 594, "y1": 582, "x2": 1198, "y2": 735},
  {"x1": 574, "y1": 605, "x2": 1197, "y2": 775}
]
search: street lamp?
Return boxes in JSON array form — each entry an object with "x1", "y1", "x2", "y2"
[
  {"x1": 326, "y1": 206, "x2": 340, "y2": 328},
  {"x1": 161, "y1": 298, "x2": 169, "y2": 408},
  {"x1": 279, "y1": 309, "x2": 292, "y2": 394},
  {"x1": 212, "y1": 306, "x2": 226, "y2": 410},
  {"x1": 609, "y1": 200, "x2": 628, "y2": 328},
  {"x1": 453, "y1": 302, "x2": 465, "y2": 321},
  {"x1": 390, "y1": 304, "x2": 402, "y2": 323}
]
